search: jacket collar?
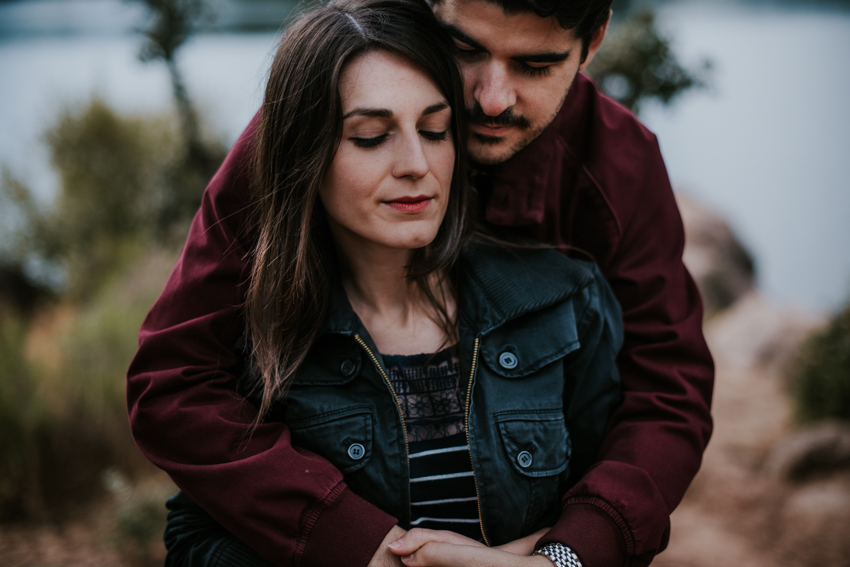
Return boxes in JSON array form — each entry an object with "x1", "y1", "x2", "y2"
[
  {"x1": 318, "y1": 272, "x2": 362, "y2": 337},
  {"x1": 457, "y1": 239, "x2": 593, "y2": 336},
  {"x1": 317, "y1": 239, "x2": 593, "y2": 339}
]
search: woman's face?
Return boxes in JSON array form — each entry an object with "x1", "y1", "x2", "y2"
[{"x1": 320, "y1": 50, "x2": 455, "y2": 255}]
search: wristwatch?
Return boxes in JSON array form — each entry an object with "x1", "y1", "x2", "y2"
[{"x1": 532, "y1": 543, "x2": 583, "y2": 567}]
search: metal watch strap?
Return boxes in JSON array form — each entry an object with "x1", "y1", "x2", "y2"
[{"x1": 532, "y1": 543, "x2": 583, "y2": 567}]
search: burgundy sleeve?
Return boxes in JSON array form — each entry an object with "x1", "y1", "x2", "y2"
[
  {"x1": 126, "y1": 115, "x2": 397, "y2": 567},
  {"x1": 538, "y1": 138, "x2": 714, "y2": 566}
]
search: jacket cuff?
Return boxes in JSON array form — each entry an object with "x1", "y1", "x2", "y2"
[
  {"x1": 298, "y1": 486, "x2": 398, "y2": 567},
  {"x1": 535, "y1": 499, "x2": 629, "y2": 567}
]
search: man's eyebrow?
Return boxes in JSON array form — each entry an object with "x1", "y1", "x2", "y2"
[
  {"x1": 439, "y1": 23, "x2": 488, "y2": 52},
  {"x1": 513, "y1": 50, "x2": 572, "y2": 64},
  {"x1": 343, "y1": 108, "x2": 392, "y2": 119},
  {"x1": 422, "y1": 102, "x2": 449, "y2": 116},
  {"x1": 440, "y1": 22, "x2": 571, "y2": 64}
]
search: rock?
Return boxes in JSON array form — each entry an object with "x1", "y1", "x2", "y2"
[
  {"x1": 704, "y1": 291, "x2": 825, "y2": 371},
  {"x1": 774, "y1": 474, "x2": 850, "y2": 566},
  {"x1": 676, "y1": 192, "x2": 756, "y2": 314},
  {"x1": 764, "y1": 421, "x2": 850, "y2": 481}
]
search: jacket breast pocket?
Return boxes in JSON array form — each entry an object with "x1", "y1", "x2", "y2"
[{"x1": 288, "y1": 406, "x2": 373, "y2": 475}]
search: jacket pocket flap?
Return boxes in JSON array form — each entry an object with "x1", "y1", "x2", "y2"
[
  {"x1": 495, "y1": 410, "x2": 570, "y2": 477},
  {"x1": 295, "y1": 335, "x2": 363, "y2": 385},
  {"x1": 481, "y1": 301, "x2": 580, "y2": 378},
  {"x1": 288, "y1": 406, "x2": 373, "y2": 474}
]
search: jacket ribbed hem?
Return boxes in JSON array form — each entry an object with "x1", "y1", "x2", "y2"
[{"x1": 537, "y1": 499, "x2": 631, "y2": 567}]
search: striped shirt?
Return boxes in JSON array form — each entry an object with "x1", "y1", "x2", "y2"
[{"x1": 383, "y1": 346, "x2": 482, "y2": 540}]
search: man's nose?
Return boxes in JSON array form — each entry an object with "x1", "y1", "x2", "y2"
[{"x1": 472, "y1": 61, "x2": 517, "y2": 118}]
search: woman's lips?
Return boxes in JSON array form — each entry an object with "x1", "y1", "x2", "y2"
[{"x1": 384, "y1": 195, "x2": 433, "y2": 213}]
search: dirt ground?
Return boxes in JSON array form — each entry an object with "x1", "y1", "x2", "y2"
[
  {"x1": 3, "y1": 316, "x2": 849, "y2": 567},
  {"x1": 654, "y1": 312, "x2": 850, "y2": 567}
]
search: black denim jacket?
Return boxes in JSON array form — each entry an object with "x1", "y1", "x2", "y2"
[{"x1": 275, "y1": 239, "x2": 624, "y2": 545}]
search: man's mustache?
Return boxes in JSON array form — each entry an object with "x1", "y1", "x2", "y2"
[{"x1": 465, "y1": 103, "x2": 530, "y2": 129}]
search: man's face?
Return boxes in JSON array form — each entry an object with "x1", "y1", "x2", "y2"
[{"x1": 433, "y1": 0, "x2": 596, "y2": 165}]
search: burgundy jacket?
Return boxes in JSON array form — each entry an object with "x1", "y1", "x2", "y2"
[{"x1": 127, "y1": 73, "x2": 713, "y2": 567}]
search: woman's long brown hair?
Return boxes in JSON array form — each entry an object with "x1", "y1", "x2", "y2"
[{"x1": 246, "y1": 0, "x2": 470, "y2": 424}]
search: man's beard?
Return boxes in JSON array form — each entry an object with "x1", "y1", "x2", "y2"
[{"x1": 465, "y1": 68, "x2": 579, "y2": 165}]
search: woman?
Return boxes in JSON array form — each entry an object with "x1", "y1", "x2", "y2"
[{"x1": 137, "y1": 0, "x2": 623, "y2": 565}]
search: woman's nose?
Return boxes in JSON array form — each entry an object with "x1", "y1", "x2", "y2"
[
  {"x1": 392, "y1": 132, "x2": 430, "y2": 179},
  {"x1": 473, "y1": 61, "x2": 517, "y2": 118}
]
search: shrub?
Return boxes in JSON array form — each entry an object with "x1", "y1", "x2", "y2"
[
  {"x1": 0, "y1": 316, "x2": 50, "y2": 521},
  {"x1": 1, "y1": 98, "x2": 224, "y2": 300},
  {"x1": 790, "y1": 302, "x2": 850, "y2": 422},
  {"x1": 586, "y1": 9, "x2": 711, "y2": 114},
  {"x1": 0, "y1": 249, "x2": 178, "y2": 522}
]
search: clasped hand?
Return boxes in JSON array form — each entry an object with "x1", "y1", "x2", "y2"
[{"x1": 373, "y1": 526, "x2": 553, "y2": 567}]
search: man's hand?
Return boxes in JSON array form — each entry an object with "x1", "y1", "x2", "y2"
[
  {"x1": 388, "y1": 528, "x2": 487, "y2": 556},
  {"x1": 394, "y1": 543, "x2": 553, "y2": 567},
  {"x1": 387, "y1": 527, "x2": 555, "y2": 566},
  {"x1": 388, "y1": 527, "x2": 551, "y2": 558},
  {"x1": 493, "y1": 528, "x2": 550, "y2": 556},
  {"x1": 369, "y1": 526, "x2": 410, "y2": 567}
]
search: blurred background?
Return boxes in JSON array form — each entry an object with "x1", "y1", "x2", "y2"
[{"x1": 0, "y1": 0, "x2": 848, "y2": 565}]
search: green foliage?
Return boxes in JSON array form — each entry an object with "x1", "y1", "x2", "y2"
[
  {"x1": 586, "y1": 9, "x2": 711, "y2": 114},
  {"x1": 104, "y1": 469, "x2": 176, "y2": 563},
  {"x1": 134, "y1": 0, "x2": 212, "y2": 64},
  {"x1": 0, "y1": 250, "x2": 178, "y2": 522},
  {"x1": 0, "y1": 98, "x2": 223, "y2": 298},
  {"x1": 0, "y1": 316, "x2": 50, "y2": 521},
  {"x1": 790, "y1": 303, "x2": 850, "y2": 422}
]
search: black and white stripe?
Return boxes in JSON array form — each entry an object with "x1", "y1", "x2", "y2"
[
  {"x1": 382, "y1": 347, "x2": 482, "y2": 540},
  {"x1": 408, "y1": 434, "x2": 481, "y2": 539}
]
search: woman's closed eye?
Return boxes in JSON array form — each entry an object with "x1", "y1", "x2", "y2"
[
  {"x1": 420, "y1": 129, "x2": 448, "y2": 142},
  {"x1": 350, "y1": 134, "x2": 389, "y2": 148},
  {"x1": 349, "y1": 129, "x2": 448, "y2": 149}
]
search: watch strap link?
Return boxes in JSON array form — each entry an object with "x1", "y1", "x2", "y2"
[{"x1": 532, "y1": 543, "x2": 583, "y2": 567}]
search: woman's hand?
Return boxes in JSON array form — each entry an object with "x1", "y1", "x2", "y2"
[
  {"x1": 395, "y1": 543, "x2": 553, "y2": 567},
  {"x1": 388, "y1": 526, "x2": 551, "y2": 557},
  {"x1": 388, "y1": 528, "x2": 488, "y2": 557},
  {"x1": 387, "y1": 527, "x2": 555, "y2": 566}
]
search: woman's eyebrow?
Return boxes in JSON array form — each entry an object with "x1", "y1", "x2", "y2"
[
  {"x1": 422, "y1": 102, "x2": 449, "y2": 116},
  {"x1": 343, "y1": 103, "x2": 448, "y2": 120},
  {"x1": 343, "y1": 108, "x2": 392, "y2": 119}
]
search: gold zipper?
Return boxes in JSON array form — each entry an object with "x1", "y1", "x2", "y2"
[
  {"x1": 464, "y1": 337, "x2": 490, "y2": 546},
  {"x1": 353, "y1": 334, "x2": 411, "y2": 519}
]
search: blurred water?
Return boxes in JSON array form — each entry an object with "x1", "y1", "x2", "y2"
[
  {"x1": 0, "y1": 0, "x2": 848, "y2": 311},
  {"x1": 640, "y1": 2, "x2": 850, "y2": 312}
]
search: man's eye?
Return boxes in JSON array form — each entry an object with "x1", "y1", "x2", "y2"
[
  {"x1": 452, "y1": 43, "x2": 481, "y2": 60},
  {"x1": 519, "y1": 63, "x2": 552, "y2": 78},
  {"x1": 350, "y1": 134, "x2": 388, "y2": 148},
  {"x1": 420, "y1": 130, "x2": 448, "y2": 142}
]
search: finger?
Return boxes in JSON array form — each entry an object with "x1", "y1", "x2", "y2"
[
  {"x1": 401, "y1": 542, "x2": 533, "y2": 567},
  {"x1": 388, "y1": 527, "x2": 487, "y2": 556}
]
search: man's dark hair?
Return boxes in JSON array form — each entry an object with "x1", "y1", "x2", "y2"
[{"x1": 437, "y1": 0, "x2": 613, "y2": 61}]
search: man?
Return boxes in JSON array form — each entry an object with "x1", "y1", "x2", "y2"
[{"x1": 127, "y1": 0, "x2": 713, "y2": 566}]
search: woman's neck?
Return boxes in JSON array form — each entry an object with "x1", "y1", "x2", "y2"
[{"x1": 333, "y1": 230, "x2": 454, "y2": 356}]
